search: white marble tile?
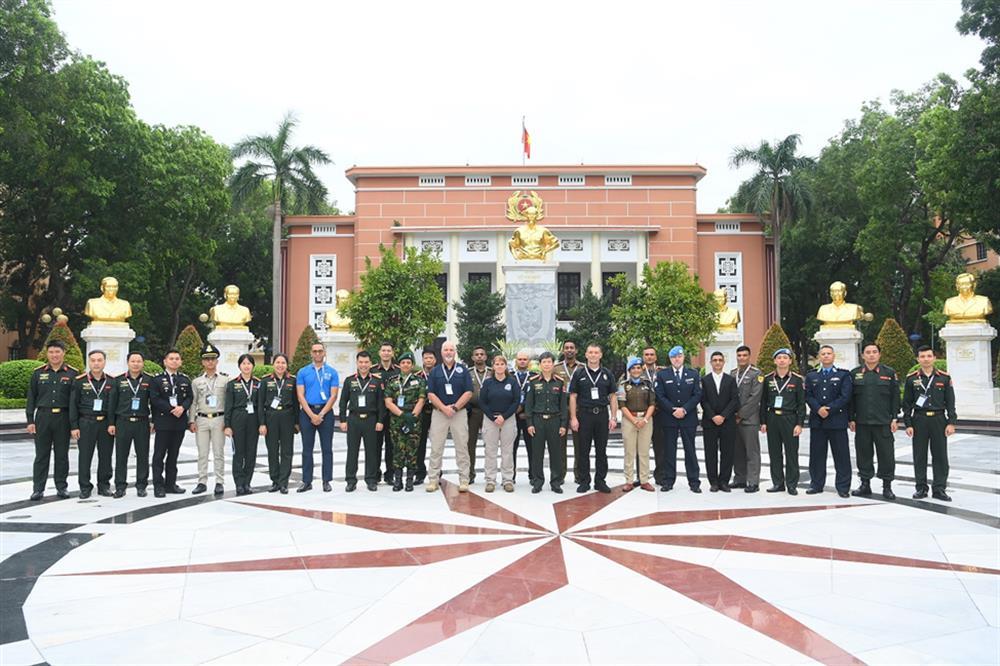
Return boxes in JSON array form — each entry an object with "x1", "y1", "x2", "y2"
[
  {"x1": 276, "y1": 606, "x2": 369, "y2": 649},
  {"x1": 188, "y1": 589, "x2": 370, "y2": 639},
  {"x1": 583, "y1": 619, "x2": 704, "y2": 664},
  {"x1": 180, "y1": 570, "x2": 316, "y2": 618},
  {"x1": 0, "y1": 531, "x2": 59, "y2": 563},
  {"x1": 462, "y1": 618, "x2": 588, "y2": 664},
  {"x1": 0, "y1": 639, "x2": 44, "y2": 666},
  {"x1": 203, "y1": 639, "x2": 316, "y2": 665}
]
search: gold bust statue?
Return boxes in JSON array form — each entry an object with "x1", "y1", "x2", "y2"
[
  {"x1": 84, "y1": 277, "x2": 132, "y2": 326},
  {"x1": 507, "y1": 191, "x2": 560, "y2": 261},
  {"x1": 943, "y1": 272, "x2": 993, "y2": 324},
  {"x1": 324, "y1": 289, "x2": 352, "y2": 332},
  {"x1": 209, "y1": 285, "x2": 252, "y2": 330},
  {"x1": 817, "y1": 281, "x2": 871, "y2": 330},
  {"x1": 714, "y1": 288, "x2": 741, "y2": 331}
]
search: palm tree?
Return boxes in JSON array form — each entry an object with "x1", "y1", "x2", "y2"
[
  {"x1": 729, "y1": 134, "x2": 814, "y2": 324},
  {"x1": 230, "y1": 112, "x2": 331, "y2": 351}
]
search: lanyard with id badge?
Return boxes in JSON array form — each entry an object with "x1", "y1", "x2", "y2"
[
  {"x1": 127, "y1": 375, "x2": 143, "y2": 411},
  {"x1": 89, "y1": 375, "x2": 107, "y2": 412},
  {"x1": 241, "y1": 378, "x2": 255, "y2": 414},
  {"x1": 442, "y1": 364, "x2": 457, "y2": 397},
  {"x1": 271, "y1": 376, "x2": 286, "y2": 410},
  {"x1": 315, "y1": 365, "x2": 329, "y2": 402},
  {"x1": 206, "y1": 375, "x2": 219, "y2": 409},
  {"x1": 585, "y1": 367, "x2": 603, "y2": 401},
  {"x1": 916, "y1": 373, "x2": 933, "y2": 408},
  {"x1": 355, "y1": 375, "x2": 371, "y2": 409},
  {"x1": 397, "y1": 375, "x2": 411, "y2": 408},
  {"x1": 773, "y1": 375, "x2": 791, "y2": 409},
  {"x1": 167, "y1": 373, "x2": 179, "y2": 407}
]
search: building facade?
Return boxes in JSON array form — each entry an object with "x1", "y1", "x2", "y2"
[{"x1": 282, "y1": 164, "x2": 775, "y2": 356}]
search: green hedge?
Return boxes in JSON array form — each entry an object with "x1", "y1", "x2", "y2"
[
  {"x1": 36, "y1": 321, "x2": 85, "y2": 370},
  {"x1": 143, "y1": 360, "x2": 164, "y2": 376},
  {"x1": 253, "y1": 364, "x2": 275, "y2": 378},
  {"x1": 906, "y1": 360, "x2": 947, "y2": 376},
  {"x1": 0, "y1": 360, "x2": 44, "y2": 399},
  {"x1": 0, "y1": 397, "x2": 27, "y2": 409}
]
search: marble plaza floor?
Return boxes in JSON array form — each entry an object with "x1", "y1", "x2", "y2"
[{"x1": 0, "y1": 427, "x2": 997, "y2": 665}]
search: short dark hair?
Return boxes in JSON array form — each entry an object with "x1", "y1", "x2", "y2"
[
  {"x1": 862, "y1": 342, "x2": 881, "y2": 353},
  {"x1": 310, "y1": 342, "x2": 325, "y2": 350},
  {"x1": 562, "y1": 339, "x2": 577, "y2": 349},
  {"x1": 916, "y1": 345, "x2": 935, "y2": 355},
  {"x1": 237, "y1": 353, "x2": 255, "y2": 367},
  {"x1": 88, "y1": 349, "x2": 106, "y2": 360},
  {"x1": 586, "y1": 342, "x2": 603, "y2": 353},
  {"x1": 642, "y1": 345, "x2": 657, "y2": 354},
  {"x1": 127, "y1": 351, "x2": 145, "y2": 362},
  {"x1": 379, "y1": 342, "x2": 394, "y2": 350},
  {"x1": 818, "y1": 345, "x2": 834, "y2": 353},
  {"x1": 736, "y1": 345, "x2": 751, "y2": 354},
  {"x1": 472, "y1": 345, "x2": 488, "y2": 354},
  {"x1": 46, "y1": 340, "x2": 66, "y2": 351},
  {"x1": 539, "y1": 351, "x2": 555, "y2": 362},
  {"x1": 163, "y1": 348, "x2": 181, "y2": 359},
  {"x1": 272, "y1": 353, "x2": 289, "y2": 364},
  {"x1": 356, "y1": 350, "x2": 371, "y2": 360},
  {"x1": 710, "y1": 351, "x2": 724, "y2": 360}
]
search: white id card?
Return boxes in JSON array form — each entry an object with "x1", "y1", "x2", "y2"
[
  {"x1": 169, "y1": 396, "x2": 178, "y2": 407},
  {"x1": 320, "y1": 391, "x2": 328, "y2": 401},
  {"x1": 270, "y1": 397, "x2": 280, "y2": 409},
  {"x1": 397, "y1": 395, "x2": 405, "y2": 407},
  {"x1": 590, "y1": 387, "x2": 600, "y2": 400},
  {"x1": 131, "y1": 397, "x2": 140, "y2": 411},
  {"x1": 774, "y1": 396, "x2": 784, "y2": 409},
  {"x1": 207, "y1": 395, "x2": 218, "y2": 408},
  {"x1": 916, "y1": 394, "x2": 928, "y2": 408},
  {"x1": 357, "y1": 395, "x2": 366, "y2": 408},
  {"x1": 445, "y1": 383, "x2": 454, "y2": 396},
  {"x1": 245, "y1": 403, "x2": 255, "y2": 414},
  {"x1": 92, "y1": 398, "x2": 103, "y2": 411}
]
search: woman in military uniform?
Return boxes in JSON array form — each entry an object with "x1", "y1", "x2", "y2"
[
  {"x1": 383, "y1": 352, "x2": 426, "y2": 492},
  {"x1": 225, "y1": 354, "x2": 261, "y2": 495},
  {"x1": 258, "y1": 354, "x2": 298, "y2": 494}
]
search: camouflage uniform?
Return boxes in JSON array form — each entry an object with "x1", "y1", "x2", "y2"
[{"x1": 384, "y1": 373, "x2": 427, "y2": 474}]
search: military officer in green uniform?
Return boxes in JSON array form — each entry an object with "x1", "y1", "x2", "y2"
[
  {"x1": 108, "y1": 351, "x2": 154, "y2": 498},
  {"x1": 524, "y1": 351, "x2": 569, "y2": 493},
  {"x1": 384, "y1": 351, "x2": 427, "y2": 492},
  {"x1": 849, "y1": 342, "x2": 900, "y2": 500},
  {"x1": 903, "y1": 346, "x2": 957, "y2": 501},
  {"x1": 759, "y1": 348, "x2": 806, "y2": 495},
  {"x1": 339, "y1": 351, "x2": 386, "y2": 492},
  {"x1": 259, "y1": 353, "x2": 299, "y2": 494},
  {"x1": 225, "y1": 354, "x2": 261, "y2": 496},
  {"x1": 70, "y1": 349, "x2": 115, "y2": 498},
  {"x1": 26, "y1": 340, "x2": 77, "y2": 501}
]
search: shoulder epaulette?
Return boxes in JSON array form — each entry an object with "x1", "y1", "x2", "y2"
[
  {"x1": 937, "y1": 369, "x2": 949, "y2": 376},
  {"x1": 287, "y1": 373, "x2": 295, "y2": 378},
  {"x1": 75, "y1": 372, "x2": 87, "y2": 380},
  {"x1": 263, "y1": 372, "x2": 274, "y2": 379},
  {"x1": 907, "y1": 370, "x2": 919, "y2": 377},
  {"x1": 65, "y1": 365, "x2": 78, "y2": 373},
  {"x1": 791, "y1": 372, "x2": 803, "y2": 378},
  {"x1": 219, "y1": 372, "x2": 229, "y2": 376},
  {"x1": 178, "y1": 372, "x2": 188, "y2": 378}
]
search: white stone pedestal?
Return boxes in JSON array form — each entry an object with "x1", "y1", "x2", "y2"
[
  {"x1": 814, "y1": 327, "x2": 863, "y2": 371},
  {"x1": 504, "y1": 260, "x2": 557, "y2": 356},
  {"x1": 80, "y1": 325, "x2": 136, "y2": 377},
  {"x1": 318, "y1": 330, "x2": 360, "y2": 402},
  {"x1": 207, "y1": 329, "x2": 256, "y2": 377},
  {"x1": 705, "y1": 331, "x2": 743, "y2": 373},
  {"x1": 940, "y1": 323, "x2": 1000, "y2": 418}
]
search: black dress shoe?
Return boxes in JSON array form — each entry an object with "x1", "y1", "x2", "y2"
[
  {"x1": 79, "y1": 489, "x2": 91, "y2": 499},
  {"x1": 690, "y1": 486, "x2": 702, "y2": 494},
  {"x1": 730, "y1": 481, "x2": 746, "y2": 489},
  {"x1": 709, "y1": 484, "x2": 719, "y2": 493},
  {"x1": 912, "y1": 489, "x2": 928, "y2": 499},
  {"x1": 719, "y1": 483, "x2": 731, "y2": 493},
  {"x1": 838, "y1": 491, "x2": 850, "y2": 498},
  {"x1": 167, "y1": 486, "x2": 186, "y2": 494},
  {"x1": 851, "y1": 482, "x2": 872, "y2": 497},
  {"x1": 298, "y1": 483, "x2": 312, "y2": 493},
  {"x1": 98, "y1": 488, "x2": 113, "y2": 497},
  {"x1": 882, "y1": 487, "x2": 896, "y2": 501},
  {"x1": 235, "y1": 487, "x2": 245, "y2": 496},
  {"x1": 192, "y1": 483, "x2": 207, "y2": 495},
  {"x1": 932, "y1": 490, "x2": 952, "y2": 502},
  {"x1": 366, "y1": 482, "x2": 378, "y2": 491},
  {"x1": 154, "y1": 487, "x2": 166, "y2": 498},
  {"x1": 345, "y1": 481, "x2": 357, "y2": 492},
  {"x1": 269, "y1": 483, "x2": 280, "y2": 493},
  {"x1": 787, "y1": 487, "x2": 798, "y2": 496},
  {"x1": 113, "y1": 489, "x2": 125, "y2": 498},
  {"x1": 56, "y1": 488, "x2": 70, "y2": 499},
  {"x1": 551, "y1": 485, "x2": 563, "y2": 494},
  {"x1": 660, "y1": 484, "x2": 673, "y2": 492},
  {"x1": 576, "y1": 484, "x2": 590, "y2": 493},
  {"x1": 531, "y1": 486, "x2": 542, "y2": 494},
  {"x1": 745, "y1": 484, "x2": 759, "y2": 493},
  {"x1": 244, "y1": 486, "x2": 254, "y2": 495},
  {"x1": 766, "y1": 485, "x2": 784, "y2": 493},
  {"x1": 323, "y1": 481, "x2": 332, "y2": 492},
  {"x1": 29, "y1": 491, "x2": 43, "y2": 501},
  {"x1": 595, "y1": 483, "x2": 612, "y2": 494},
  {"x1": 806, "y1": 488, "x2": 823, "y2": 495},
  {"x1": 214, "y1": 483, "x2": 225, "y2": 495},
  {"x1": 414, "y1": 476, "x2": 425, "y2": 485},
  {"x1": 136, "y1": 488, "x2": 147, "y2": 497},
  {"x1": 405, "y1": 475, "x2": 414, "y2": 492},
  {"x1": 279, "y1": 486, "x2": 288, "y2": 494}
]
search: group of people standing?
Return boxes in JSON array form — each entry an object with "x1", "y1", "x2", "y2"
[{"x1": 24, "y1": 335, "x2": 957, "y2": 503}]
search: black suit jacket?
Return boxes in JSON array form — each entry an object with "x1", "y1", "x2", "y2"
[{"x1": 700, "y1": 373, "x2": 739, "y2": 425}]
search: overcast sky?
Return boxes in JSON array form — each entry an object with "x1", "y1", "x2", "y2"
[{"x1": 51, "y1": 0, "x2": 984, "y2": 214}]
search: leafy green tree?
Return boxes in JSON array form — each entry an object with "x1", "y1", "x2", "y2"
[
  {"x1": 340, "y1": 245, "x2": 446, "y2": 354},
  {"x1": 756, "y1": 323, "x2": 799, "y2": 375},
  {"x1": 873, "y1": 318, "x2": 914, "y2": 377},
  {"x1": 957, "y1": 0, "x2": 1000, "y2": 75},
  {"x1": 454, "y1": 280, "x2": 504, "y2": 361},
  {"x1": 608, "y1": 263, "x2": 717, "y2": 362},
  {"x1": 290, "y1": 325, "x2": 320, "y2": 374},
  {"x1": 175, "y1": 325, "x2": 204, "y2": 377},
  {"x1": 36, "y1": 321, "x2": 84, "y2": 370},
  {"x1": 558, "y1": 282, "x2": 614, "y2": 350},
  {"x1": 230, "y1": 113, "x2": 332, "y2": 351},
  {"x1": 729, "y1": 134, "x2": 815, "y2": 323}
]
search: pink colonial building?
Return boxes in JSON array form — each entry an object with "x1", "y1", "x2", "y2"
[{"x1": 282, "y1": 164, "x2": 775, "y2": 355}]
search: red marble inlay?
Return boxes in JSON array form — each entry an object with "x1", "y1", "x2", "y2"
[
  {"x1": 439, "y1": 479, "x2": 550, "y2": 533},
  {"x1": 61, "y1": 537, "x2": 542, "y2": 576},
  {"x1": 552, "y1": 483, "x2": 631, "y2": 533},
  {"x1": 575, "y1": 538, "x2": 866, "y2": 665},
  {"x1": 348, "y1": 538, "x2": 567, "y2": 664},
  {"x1": 572, "y1": 504, "x2": 865, "y2": 534},
  {"x1": 588, "y1": 533, "x2": 1000, "y2": 575},
  {"x1": 238, "y1": 501, "x2": 535, "y2": 535}
]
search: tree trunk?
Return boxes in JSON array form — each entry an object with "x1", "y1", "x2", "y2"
[
  {"x1": 271, "y1": 201, "x2": 283, "y2": 353},
  {"x1": 773, "y1": 204, "x2": 782, "y2": 326}
]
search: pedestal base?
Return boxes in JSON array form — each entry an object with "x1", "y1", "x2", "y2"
[
  {"x1": 705, "y1": 331, "x2": 743, "y2": 373},
  {"x1": 813, "y1": 328, "x2": 863, "y2": 371},
  {"x1": 504, "y1": 261, "x2": 557, "y2": 355},
  {"x1": 81, "y1": 325, "x2": 136, "y2": 377},
  {"x1": 318, "y1": 330, "x2": 360, "y2": 405},
  {"x1": 940, "y1": 323, "x2": 1000, "y2": 418},
  {"x1": 207, "y1": 329, "x2": 255, "y2": 377}
]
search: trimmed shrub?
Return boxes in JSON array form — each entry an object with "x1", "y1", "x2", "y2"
[
  {"x1": 253, "y1": 364, "x2": 275, "y2": 379},
  {"x1": 175, "y1": 325, "x2": 204, "y2": 378},
  {"x1": 36, "y1": 322, "x2": 84, "y2": 371},
  {"x1": 755, "y1": 323, "x2": 799, "y2": 375},
  {"x1": 906, "y1": 360, "x2": 948, "y2": 376},
  {"x1": 0, "y1": 360, "x2": 44, "y2": 398},
  {"x1": 874, "y1": 318, "x2": 915, "y2": 378},
  {"x1": 143, "y1": 360, "x2": 164, "y2": 376},
  {"x1": 0, "y1": 397, "x2": 27, "y2": 409},
  {"x1": 291, "y1": 325, "x2": 320, "y2": 374}
]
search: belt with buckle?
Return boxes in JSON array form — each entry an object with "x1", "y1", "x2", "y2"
[
  {"x1": 198, "y1": 412, "x2": 221, "y2": 418},
  {"x1": 540, "y1": 414, "x2": 554, "y2": 419},
  {"x1": 357, "y1": 413, "x2": 369, "y2": 419},
  {"x1": 771, "y1": 408, "x2": 784, "y2": 415},
  {"x1": 309, "y1": 404, "x2": 325, "y2": 410},
  {"x1": 82, "y1": 414, "x2": 106, "y2": 421},
  {"x1": 127, "y1": 416, "x2": 147, "y2": 422},
  {"x1": 588, "y1": 407, "x2": 605, "y2": 415},
  {"x1": 48, "y1": 407, "x2": 63, "y2": 414},
  {"x1": 923, "y1": 410, "x2": 938, "y2": 417}
]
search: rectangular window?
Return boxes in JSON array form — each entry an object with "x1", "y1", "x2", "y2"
[
  {"x1": 512, "y1": 175, "x2": 538, "y2": 186},
  {"x1": 467, "y1": 272, "x2": 492, "y2": 291},
  {"x1": 604, "y1": 175, "x2": 632, "y2": 186},
  {"x1": 977, "y1": 242, "x2": 987, "y2": 261},
  {"x1": 558, "y1": 174, "x2": 585, "y2": 187},
  {"x1": 419, "y1": 175, "x2": 446, "y2": 187},
  {"x1": 464, "y1": 175, "x2": 491, "y2": 186},
  {"x1": 435, "y1": 273, "x2": 448, "y2": 301},
  {"x1": 602, "y1": 271, "x2": 625, "y2": 305},
  {"x1": 557, "y1": 272, "x2": 581, "y2": 319}
]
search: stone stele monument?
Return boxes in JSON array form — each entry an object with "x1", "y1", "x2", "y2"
[
  {"x1": 504, "y1": 191, "x2": 558, "y2": 354},
  {"x1": 939, "y1": 272, "x2": 998, "y2": 417},
  {"x1": 81, "y1": 276, "x2": 136, "y2": 376}
]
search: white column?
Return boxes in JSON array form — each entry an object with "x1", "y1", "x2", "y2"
[
  {"x1": 447, "y1": 233, "x2": 460, "y2": 340},
  {"x1": 591, "y1": 232, "x2": 602, "y2": 296}
]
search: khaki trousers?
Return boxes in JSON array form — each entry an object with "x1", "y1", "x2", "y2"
[
  {"x1": 622, "y1": 418, "x2": 652, "y2": 484},
  {"x1": 428, "y1": 408, "x2": 470, "y2": 483},
  {"x1": 482, "y1": 417, "x2": 517, "y2": 484},
  {"x1": 195, "y1": 415, "x2": 226, "y2": 485}
]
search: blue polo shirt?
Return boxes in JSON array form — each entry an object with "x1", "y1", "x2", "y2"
[
  {"x1": 297, "y1": 363, "x2": 339, "y2": 405},
  {"x1": 426, "y1": 361, "x2": 473, "y2": 406}
]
